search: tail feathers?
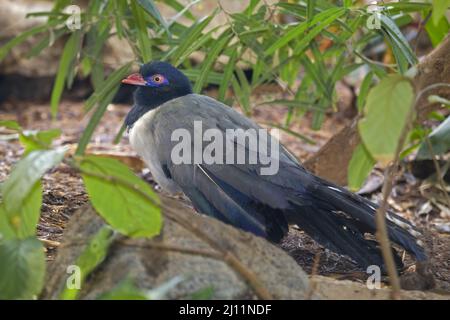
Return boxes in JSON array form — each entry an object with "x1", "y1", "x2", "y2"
[
  {"x1": 312, "y1": 179, "x2": 427, "y2": 263},
  {"x1": 287, "y1": 204, "x2": 402, "y2": 269}
]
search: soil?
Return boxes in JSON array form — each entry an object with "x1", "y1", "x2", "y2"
[{"x1": 0, "y1": 86, "x2": 449, "y2": 294}]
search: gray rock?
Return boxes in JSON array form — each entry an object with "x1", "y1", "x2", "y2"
[{"x1": 42, "y1": 196, "x2": 313, "y2": 299}]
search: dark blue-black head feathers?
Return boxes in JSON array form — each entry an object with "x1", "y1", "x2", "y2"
[{"x1": 122, "y1": 61, "x2": 193, "y2": 128}]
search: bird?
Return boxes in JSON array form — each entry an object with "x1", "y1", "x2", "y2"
[{"x1": 122, "y1": 61, "x2": 426, "y2": 270}]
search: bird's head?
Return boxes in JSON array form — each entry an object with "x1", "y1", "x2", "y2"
[{"x1": 122, "y1": 61, "x2": 192, "y2": 108}]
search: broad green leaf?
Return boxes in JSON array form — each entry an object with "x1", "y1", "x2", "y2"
[
  {"x1": 2, "y1": 148, "x2": 66, "y2": 215},
  {"x1": 0, "y1": 205, "x2": 16, "y2": 240},
  {"x1": 0, "y1": 120, "x2": 21, "y2": 131},
  {"x1": 432, "y1": 0, "x2": 450, "y2": 26},
  {"x1": 60, "y1": 225, "x2": 116, "y2": 300},
  {"x1": 0, "y1": 238, "x2": 46, "y2": 299},
  {"x1": 416, "y1": 115, "x2": 450, "y2": 159},
  {"x1": 348, "y1": 143, "x2": 376, "y2": 191},
  {"x1": 79, "y1": 156, "x2": 162, "y2": 238},
  {"x1": 425, "y1": 12, "x2": 450, "y2": 47},
  {"x1": 50, "y1": 30, "x2": 82, "y2": 118},
  {"x1": 19, "y1": 129, "x2": 61, "y2": 155},
  {"x1": 2, "y1": 182, "x2": 42, "y2": 239},
  {"x1": 358, "y1": 75, "x2": 414, "y2": 165}
]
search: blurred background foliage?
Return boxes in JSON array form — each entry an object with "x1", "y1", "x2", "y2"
[{"x1": 1, "y1": 0, "x2": 447, "y2": 125}]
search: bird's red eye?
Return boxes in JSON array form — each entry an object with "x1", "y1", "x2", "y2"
[{"x1": 152, "y1": 74, "x2": 164, "y2": 83}]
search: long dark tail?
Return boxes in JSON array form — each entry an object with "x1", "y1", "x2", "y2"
[{"x1": 288, "y1": 176, "x2": 427, "y2": 270}]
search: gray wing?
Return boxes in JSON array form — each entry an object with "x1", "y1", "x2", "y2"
[{"x1": 149, "y1": 94, "x2": 309, "y2": 241}]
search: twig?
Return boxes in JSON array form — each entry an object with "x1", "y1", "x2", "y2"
[
  {"x1": 374, "y1": 81, "x2": 449, "y2": 299},
  {"x1": 375, "y1": 91, "x2": 417, "y2": 300},
  {"x1": 305, "y1": 252, "x2": 321, "y2": 300}
]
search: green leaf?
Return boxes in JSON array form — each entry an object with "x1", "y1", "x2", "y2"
[
  {"x1": 0, "y1": 120, "x2": 21, "y2": 131},
  {"x1": 358, "y1": 75, "x2": 414, "y2": 165},
  {"x1": 85, "y1": 62, "x2": 132, "y2": 112},
  {"x1": 348, "y1": 143, "x2": 376, "y2": 191},
  {"x1": 50, "y1": 30, "x2": 82, "y2": 118},
  {"x1": 432, "y1": 0, "x2": 450, "y2": 26},
  {"x1": 1, "y1": 182, "x2": 42, "y2": 239},
  {"x1": 0, "y1": 238, "x2": 46, "y2": 299},
  {"x1": 19, "y1": 129, "x2": 61, "y2": 155},
  {"x1": 137, "y1": 0, "x2": 168, "y2": 32},
  {"x1": 166, "y1": 13, "x2": 216, "y2": 65},
  {"x1": 60, "y1": 225, "x2": 116, "y2": 300},
  {"x1": 378, "y1": 2, "x2": 431, "y2": 14},
  {"x1": 0, "y1": 205, "x2": 16, "y2": 240},
  {"x1": 77, "y1": 85, "x2": 119, "y2": 156},
  {"x1": 79, "y1": 156, "x2": 162, "y2": 238},
  {"x1": 380, "y1": 14, "x2": 417, "y2": 72},
  {"x1": 190, "y1": 286, "x2": 215, "y2": 300},
  {"x1": 416, "y1": 115, "x2": 450, "y2": 159},
  {"x1": 161, "y1": 0, "x2": 195, "y2": 21},
  {"x1": 193, "y1": 32, "x2": 232, "y2": 93},
  {"x1": 425, "y1": 12, "x2": 450, "y2": 47},
  {"x1": 2, "y1": 148, "x2": 66, "y2": 215},
  {"x1": 0, "y1": 23, "x2": 56, "y2": 61},
  {"x1": 131, "y1": 1, "x2": 153, "y2": 62},
  {"x1": 265, "y1": 7, "x2": 346, "y2": 55},
  {"x1": 263, "y1": 122, "x2": 316, "y2": 145},
  {"x1": 307, "y1": 0, "x2": 316, "y2": 20},
  {"x1": 218, "y1": 50, "x2": 238, "y2": 102},
  {"x1": 357, "y1": 71, "x2": 374, "y2": 112},
  {"x1": 97, "y1": 278, "x2": 147, "y2": 300}
]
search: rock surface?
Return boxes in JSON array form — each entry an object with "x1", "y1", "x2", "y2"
[
  {"x1": 42, "y1": 196, "x2": 312, "y2": 300},
  {"x1": 42, "y1": 195, "x2": 450, "y2": 300}
]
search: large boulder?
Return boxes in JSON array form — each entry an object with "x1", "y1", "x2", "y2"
[{"x1": 42, "y1": 196, "x2": 313, "y2": 299}]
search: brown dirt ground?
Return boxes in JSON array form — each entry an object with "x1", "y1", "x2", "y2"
[{"x1": 0, "y1": 87, "x2": 449, "y2": 295}]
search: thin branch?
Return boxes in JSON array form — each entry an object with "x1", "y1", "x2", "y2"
[
  {"x1": 375, "y1": 91, "x2": 417, "y2": 300},
  {"x1": 305, "y1": 252, "x2": 321, "y2": 300}
]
